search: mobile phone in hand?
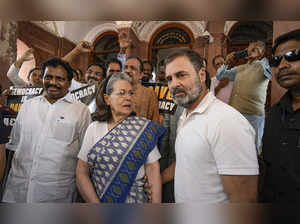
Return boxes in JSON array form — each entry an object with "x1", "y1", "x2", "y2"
[{"x1": 234, "y1": 50, "x2": 248, "y2": 60}]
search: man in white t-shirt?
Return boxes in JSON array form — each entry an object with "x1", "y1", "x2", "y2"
[{"x1": 165, "y1": 49, "x2": 259, "y2": 203}]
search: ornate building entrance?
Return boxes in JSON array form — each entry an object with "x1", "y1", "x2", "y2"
[
  {"x1": 92, "y1": 31, "x2": 120, "y2": 64},
  {"x1": 148, "y1": 23, "x2": 194, "y2": 70}
]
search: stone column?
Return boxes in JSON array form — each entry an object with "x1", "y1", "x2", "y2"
[
  {"x1": 205, "y1": 21, "x2": 227, "y2": 75},
  {"x1": 0, "y1": 21, "x2": 17, "y2": 96},
  {"x1": 192, "y1": 36, "x2": 209, "y2": 58},
  {"x1": 139, "y1": 41, "x2": 149, "y2": 61},
  {"x1": 206, "y1": 33, "x2": 227, "y2": 75},
  {"x1": 118, "y1": 27, "x2": 140, "y2": 58}
]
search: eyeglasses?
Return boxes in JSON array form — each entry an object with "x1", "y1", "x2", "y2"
[
  {"x1": 86, "y1": 69, "x2": 104, "y2": 77},
  {"x1": 270, "y1": 49, "x2": 300, "y2": 67},
  {"x1": 112, "y1": 90, "x2": 134, "y2": 97}
]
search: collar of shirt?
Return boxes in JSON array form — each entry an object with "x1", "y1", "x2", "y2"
[
  {"x1": 247, "y1": 57, "x2": 268, "y2": 65},
  {"x1": 181, "y1": 92, "x2": 216, "y2": 120},
  {"x1": 260, "y1": 57, "x2": 269, "y2": 64},
  {"x1": 40, "y1": 92, "x2": 74, "y2": 104}
]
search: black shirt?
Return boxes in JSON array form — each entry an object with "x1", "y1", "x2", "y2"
[
  {"x1": 0, "y1": 112, "x2": 9, "y2": 144},
  {"x1": 262, "y1": 91, "x2": 300, "y2": 202}
]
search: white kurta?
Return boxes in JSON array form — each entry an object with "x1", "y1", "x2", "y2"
[
  {"x1": 7, "y1": 64, "x2": 28, "y2": 87},
  {"x1": 3, "y1": 93, "x2": 91, "y2": 202}
]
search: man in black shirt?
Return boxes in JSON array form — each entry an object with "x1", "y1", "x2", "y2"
[{"x1": 261, "y1": 28, "x2": 300, "y2": 202}]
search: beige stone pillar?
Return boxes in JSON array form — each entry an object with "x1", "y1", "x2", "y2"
[
  {"x1": 118, "y1": 27, "x2": 141, "y2": 58},
  {"x1": 0, "y1": 21, "x2": 17, "y2": 97}
]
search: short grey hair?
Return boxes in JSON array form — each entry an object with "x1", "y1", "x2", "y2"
[
  {"x1": 106, "y1": 72, "x2": 133, "y2": 95},
  {"x1": 252, "y1": 40, "x2": 265, "y2": 54}
]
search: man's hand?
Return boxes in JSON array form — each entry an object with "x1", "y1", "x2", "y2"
[
  {"x1": 21, "y1": 48, "x2": 35, "y2": 61},
  {"x1": 119, "y1": 39, "x2": 131, "y2": 50},
  {"x1": 1, "y1": 89, "x2": 12, "y2": 97},
  {"x1": 74, "y1": 41, "x2": 92, "y2": 54},
  {"x1": 15, "y1": 48, "x2": 34, "y2": 68},
  {"x1": 63, "y1": 41, "x2": 92, "y2": 63},
  {"x1": 225, "y1": 52, "x2": 235, "y2": 65},
  {"x1": 159, "y1": 114, "x2": 164, "y2": 125},
  {"x1": 221, "y1": 175, "x2": 258, "y2": 202},
  {"x1": 0, "y1": 89, "x2": 11, "y2": 107},
  {"x1": 215, "y1": 78, "x2": 229, "y2": 95},
  {"x1": 119, "y1": 31, "x2": 132, "y2": 54}
]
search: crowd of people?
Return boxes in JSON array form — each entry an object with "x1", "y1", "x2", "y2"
[{"x1": 1, "y1": 27, "x2": 300, "y2": 203}]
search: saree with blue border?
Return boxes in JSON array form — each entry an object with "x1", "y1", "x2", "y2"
[{"x1": 87, "y1": 116, "x2": 165, "y2": 203}]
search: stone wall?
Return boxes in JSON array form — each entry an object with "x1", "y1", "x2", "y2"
[{"x1": 0, "y1": 21, "x2": 17, "y2": 94}]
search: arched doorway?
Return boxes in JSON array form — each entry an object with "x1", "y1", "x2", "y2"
[
  {"x1": 148, "y1": 23, "x2": 195, "y2": 71},
  {"x1": 227, "y1": 21, "x2": 273, "y2": 66},
  {"x1": 92, "y1": 31, "x2": 120, "y2": 64},
  {"x1": 226, "y1": 21, "x2": 273, "y2": 110}
]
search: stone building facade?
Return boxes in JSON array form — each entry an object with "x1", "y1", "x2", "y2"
[{"x1": 1, "y1": 21, "x2": 300, "y2": 106}]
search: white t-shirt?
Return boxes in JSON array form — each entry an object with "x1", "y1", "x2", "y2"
[
  {"x1": 78, "y1": 121, "x2": 161, "y2": 179},
  {"x1": 175, "y1": 92, "x2": 259, "y2": 203}
]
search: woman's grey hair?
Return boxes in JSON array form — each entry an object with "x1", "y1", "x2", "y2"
[
  {"x1": 105, "y1": 72, "x2": 133, "y2": 95},
  {"x1": 93, "y1": 72, "x2": 133, "y2": 122}
]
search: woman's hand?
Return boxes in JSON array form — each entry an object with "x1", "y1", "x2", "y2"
[
  {"x1": 76, "y1": 159, "x2": 100, "y2": 203},
  {"x1": 144, "y1": 176, "x2": 153, "y2": 202},
  {"x1": 145, "y1": 161, "x2": 161, "y2": 203}
]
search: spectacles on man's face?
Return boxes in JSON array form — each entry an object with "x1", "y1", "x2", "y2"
[
  {"x1": 270, "y1": 49, "x2": 300, "y2": 67},
  {"x1": 86, "y1": 69, "x2": 104, "y2": 77}
]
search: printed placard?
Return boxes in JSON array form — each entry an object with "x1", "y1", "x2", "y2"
[
  {"x1": 70, "y1": 84, "x2": 97, "y2": 113},
  {"x1": 143, "y1": 83, "x2": 177, "y2": 114},
  {"x1": 7, "y1": 87, "x2": 44, "y2": 113}
]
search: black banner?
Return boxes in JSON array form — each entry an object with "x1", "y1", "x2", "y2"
[
  {"x1": 70, "y1": 84, "x2": 97, "y2": 113},
  {"x1": 4, "y1": 87, "x2": 43, "y2": 137},
  {"x1": 3, "y1": 85, "x2": 98, "y2": 138},
  {"x1": 2, "y1": 114, "x2": 16, "y2": 140},
  {"x1": 143, "y1": 83, "x2": 177, "y2": 114},
  {"x1": 7, "y1": 86, "x2": 44, "y2": 113}
]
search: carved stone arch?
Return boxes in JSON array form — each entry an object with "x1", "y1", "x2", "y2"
[
  {"x1": 135, "y1": 21, "x2": 207, "y2": 43},
  {"x1": 91, "y1": 31, "x2": 120, "y2": 64},
  {"x1": 224, "y1": 21, "x2": 239, "y2": 37},
  {"x1": 147, "y1": 22, "x2": 198, "y2": 70},
  {"x1": 225, "y1": 21, "x2": 273, "y2": 58},
  {"x1": 83, "y1": 23, "x2": 118, "y2": 43}
]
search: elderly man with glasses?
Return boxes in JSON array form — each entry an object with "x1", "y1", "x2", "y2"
[{"x1": 216, "y1": 41, "x2": 272, "y2": 153}]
